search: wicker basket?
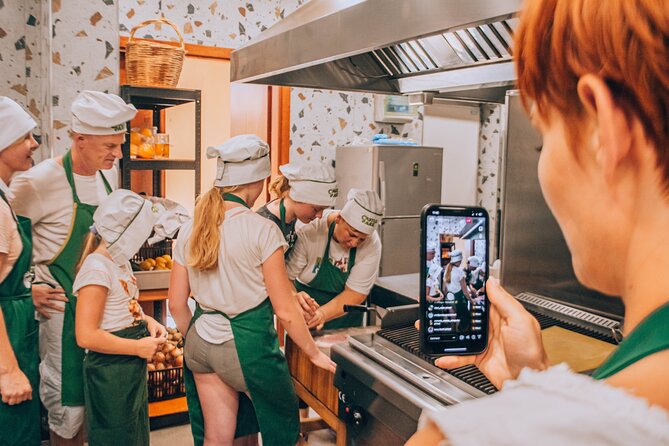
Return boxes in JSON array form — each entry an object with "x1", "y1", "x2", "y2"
[{"x1": 126, "y1": 18, "x2": 186, "y2": 88}]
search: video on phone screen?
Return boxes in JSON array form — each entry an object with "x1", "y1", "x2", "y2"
[{"x1": 425, "y1": 215, "x2": 487, "y2": 343}]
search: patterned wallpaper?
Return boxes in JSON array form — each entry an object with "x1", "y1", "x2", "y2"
[
  {"x1": 51, "y1": 0, "x2": 119, "y2": 155},
  {"x1": 117, "y1": 0, "x2": 423, "y2": 164},
  {"x1": 0, "y1": 0, "x2": 50, "y2": 161},
  {"x1": 118, "y1": 0, "x2": 308, "y2": 48},
  {"x1": 1, "y1": 0, "x2": 119, "y2": 158}
]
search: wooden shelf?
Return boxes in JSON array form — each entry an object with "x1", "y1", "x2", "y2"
[
  {"x1": 139, "y1": 289, "x2": 168, "y2": 302},
  {"x1": 127, "y1": 159, "x2": 196, "y2": 170},
  {"x1": 149, "y1": 396, "x2": 188, "y2": 418}
]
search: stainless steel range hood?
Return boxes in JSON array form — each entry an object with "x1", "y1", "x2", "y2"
[{"x1": 231, "y1": 0, "x2": 522, "y2": 103}]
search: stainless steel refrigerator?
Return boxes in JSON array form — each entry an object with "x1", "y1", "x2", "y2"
[{"x1": 335, "y1": 145, "x2": 443, "y2": 276}]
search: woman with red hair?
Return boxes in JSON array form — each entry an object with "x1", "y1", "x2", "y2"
[{"x1": 408, "y1": 0, "x2": 669, "y2": 444}]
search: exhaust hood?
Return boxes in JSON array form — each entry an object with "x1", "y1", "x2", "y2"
[{"x1": 231, "y1": 0, "x2": 522, "y2": 103}]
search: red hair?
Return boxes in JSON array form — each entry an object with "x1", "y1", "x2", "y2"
[{"x1": 515, "y1": 0, "x2": 669, "y2": 180}]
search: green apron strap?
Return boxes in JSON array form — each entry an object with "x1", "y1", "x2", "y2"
[
  {"x1": 62, "y1": 150, "x2": 113, "y2": 200},
  {"x1": 83, "y1": 322, "x2": 150, "y2": 446},
  {"x1": 592, "y1": 302, "x2": 669, "y2": 380},
  {"x1": 0, "y1": 191, "x2": 40, "y2": 446},
  {"x1": 279, "y1": 198, "x2": 287, "y2": 234},
  {"x1": 294, "y1": 220, "x2": 361, "y2": 330},
  {"x1": 223, "y1": 193, "x2": 250, "y2": 208},
  {"x1": 49, "y1": 151, "x2": 112, "y2": 406}
]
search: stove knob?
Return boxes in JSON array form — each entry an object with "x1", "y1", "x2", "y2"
[{"x1": 351, "y1": 408, "x2": 365, "y2": 427}]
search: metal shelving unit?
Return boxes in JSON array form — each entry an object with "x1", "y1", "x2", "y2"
[{"x1": 119, "y1": 85, "x2": 201, "y2": 199}]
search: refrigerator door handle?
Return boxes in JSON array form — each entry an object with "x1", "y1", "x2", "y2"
[{"x1": 378, "y1": 160, "x2": 387, "y2": 207}]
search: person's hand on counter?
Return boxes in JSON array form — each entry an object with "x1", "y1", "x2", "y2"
[
  {"x1": 418, "y1": 278, "x2": 549, "y2": 389},
  {"x1": 32, "y1": 283, "x2": 68, "y2": 318}
]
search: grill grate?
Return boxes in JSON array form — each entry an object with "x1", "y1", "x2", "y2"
[
  {"x1": 377, "y1": 325, "x2": 498, "y2": 395},
  {"x1": 526, "y1": 308, "x2": 617, "y2": 344}
]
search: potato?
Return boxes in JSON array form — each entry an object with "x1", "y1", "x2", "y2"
[
  {"x1": 154, "y1": 352, "x2": 166, "y2": 364},
  {"x1": 155, "y1": 362, "x2": 166, "y2": 370},
  {"x1": 172, "y1": 332, "x2": 182, "y2": 342},
  {"x1": 147, "y1": 363, "x2": 156, "y2": 372}
]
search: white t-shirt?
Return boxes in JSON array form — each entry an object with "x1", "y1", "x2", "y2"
[
  {"x1": 444, "y1": 266, "x2": 465, "y2": 293},
  {"x1": 426, "y1": 260, "x2": 443, "y2": 297},
  {"x1": 420, "y1": 364, "x2": 669, "y2": 446},
  {"x1": 10, "y1": 158, "x2": 117, "y2": 301},
  {"x1": 286, "y1": 211, "x2": 382, "y2": 295},
  {"x1": 0, "y1": 180, "x2": 23, "y2": 283},
  {"x1": 173, "y1": 207, "x2": 287, "y2": 344},
  {"x1": 72, "y1": 253, "x2": 140, "y2": 332}
]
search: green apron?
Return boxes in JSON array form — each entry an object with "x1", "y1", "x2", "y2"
[
  {"x1": 0, "y1": 190, "x2": 40, "y2": 446},
  {"x1": 592, "y1": 302, "x2": 669, "y2": 380},
  {"x1": 184, "y1": 193, "x2": 299, "y2": 446},
  {"x1": 258, "y1": 199, "x2": 297, "y2": 258},
  {"x1": 83, "y1": 321, "x2": 150, "y2": 446},
  {"x1": 46, "y1": 150, "x2": 112, "y2": 406},
  {"x1": 294, "y1": 221, "x2": 361, "y2": 330},
  {"x1": 453, "y1": 290, "x2": 472, "y2": 332}
]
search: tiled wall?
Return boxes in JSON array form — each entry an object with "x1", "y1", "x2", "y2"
[{"x1": 117, "y1": 0, "x2": 423, "y2": 164}]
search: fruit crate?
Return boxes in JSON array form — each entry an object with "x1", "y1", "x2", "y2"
[
  {"x1": 132, "y1": 238, "x2": 173, "y2": 263},
  {"x1": 148, "y1": 366, "x2": 185, "y2": 402},
  {"x1": 132, "y1": 238, "x2": 173, "y2": 290}
]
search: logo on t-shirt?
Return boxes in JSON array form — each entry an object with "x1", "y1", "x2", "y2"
[{"x1": 329, "y1": 255, "x2": 349, "y2": 273}]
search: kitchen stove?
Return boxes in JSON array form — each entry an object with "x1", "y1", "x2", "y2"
[{"x1": 331, "y1": 293, "x2": 621, "y2": 445}]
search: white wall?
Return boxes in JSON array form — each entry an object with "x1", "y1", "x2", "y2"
[{"x1": 423, "y1": 104, "x2": 480, "y2": 206}]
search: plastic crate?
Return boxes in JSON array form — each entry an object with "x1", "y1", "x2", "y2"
[
  {"x1": 132, "y1": 238, "x2": 174, "y2": 263},
  {"x1": 148, "y1": 366, "x2": 185, "y2": 402}
]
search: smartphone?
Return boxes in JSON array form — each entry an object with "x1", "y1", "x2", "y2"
[{"x1": 420, "y1": 205, "x2": 489, "y2": 356}]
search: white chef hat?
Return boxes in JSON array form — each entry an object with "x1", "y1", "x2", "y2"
[
  {"x1": 279, "y1": 162, "x2": 338, "y2": 207},
  {"x1": 206, "y1": 134, "x2": 270, "y2": 187},
  {"x1": 0, "y1": 97, "x2": 36, "y2": 152},
  {"x1": 340, "y1": 189, "x2": 384, "y2": 235},
  {"x1": 449, "y1": 250, "x2": 463, "y2": 263},
  {"x1": 146, "y1": 197, "x2": 191, "y2": 245},
  {"x1": 468, "y1": 256, "x2": 480, "y2": 267},
  {"x1": 94, "y1": 189, "x2": 159, "y2": 265},
  {"x1": 71, "y1": 90, "x2": 137, "y2": 135}
]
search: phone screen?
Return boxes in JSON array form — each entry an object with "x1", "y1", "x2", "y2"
[{"x1": 420, "y1": 205, "x2": 489, "y2": 355}]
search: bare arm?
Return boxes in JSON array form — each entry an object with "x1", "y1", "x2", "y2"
[
  {"x1": 0, "y1": 252, "x2": 33, "y2": 405},
  {"x1": 263, "y1": 248, "x2": 335, "y2": 373},
  {"x1": 167, "y1": 262, "x2": 192, "y2": 336},
  {"x1": 76, "y1": 284, "x2": 163, "y2": 359}
]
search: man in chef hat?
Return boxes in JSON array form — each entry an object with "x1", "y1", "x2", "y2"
[
  {"x1": 11, "y1": 90, "x2": 136, "y2": 445},
  {"x1": 287, "y1": 188, "x2": 384, "y2": 330}
]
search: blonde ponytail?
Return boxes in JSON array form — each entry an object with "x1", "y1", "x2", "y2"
[
  {"x1": 189, "y1": 185, "x2": 238, "y2": 270},
  {"x1": 269, "y1": 175, "x2": 290, "y2": 199},
  {"x1": 76, "y1": 230, "x2": 102, "y2": 274},
  {"x1": 445, "y1": 263, "x2": 454, "y2": 285}
]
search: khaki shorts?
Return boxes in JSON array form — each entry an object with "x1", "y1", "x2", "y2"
[{"x1": 184, "y1": 327, "x2": 248, "y2": 392}]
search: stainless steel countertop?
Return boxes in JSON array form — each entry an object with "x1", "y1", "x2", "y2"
[{"x1": 374, "y1": 273, "x2": 419, "y2": 302}]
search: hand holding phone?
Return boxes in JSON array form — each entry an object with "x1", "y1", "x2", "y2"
[
  {"x1": 433, "y1": 278, "x2": 550, "y2": 389},
  {"x1": 420, "y1": 205, "x2": 490, "y2": 356}
]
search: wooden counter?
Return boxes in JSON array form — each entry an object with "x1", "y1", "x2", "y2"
[{"x1": 285, "y1": 326, "x2": 379, "y2": 445}]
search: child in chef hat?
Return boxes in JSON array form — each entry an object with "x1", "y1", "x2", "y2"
[{"x1": 72, "y1": 189, "x2": 187, "y2": 446}]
